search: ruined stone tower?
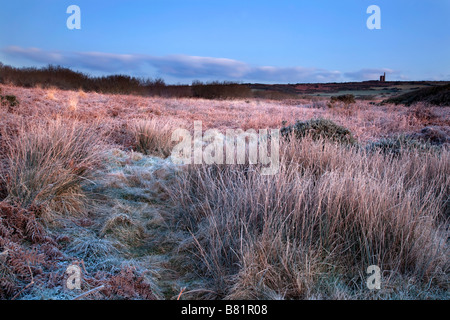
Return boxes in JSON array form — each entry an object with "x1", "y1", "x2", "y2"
[{"x1": 380, "y1": 72, "x2": 386, "y2": 82}]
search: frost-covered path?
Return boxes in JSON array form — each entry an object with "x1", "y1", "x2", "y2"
[{"x1": 85, "y1": 149, "x2": 191, "y2": 299}]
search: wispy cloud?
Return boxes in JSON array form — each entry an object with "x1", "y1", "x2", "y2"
[
  {"x1": 149, "y1": 55, "x2": 250, "y2": 79},
  {"x1": 3, "y1": 46, "x2": 147, "y2": 72},
  {"x1": 2, "y1": 46, "x2": 396, "y2": 83}
]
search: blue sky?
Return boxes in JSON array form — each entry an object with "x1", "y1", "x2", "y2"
[{"x1": 0, "y1": 0, "x2": 449, "y2": 83}]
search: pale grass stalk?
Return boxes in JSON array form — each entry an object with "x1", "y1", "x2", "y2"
[
  {"x1": 168, "y1": 137, "x2": 449, "y2": 299},
  {"x1": 4, "y1": 118, "x2": 106, "y2": 220}
]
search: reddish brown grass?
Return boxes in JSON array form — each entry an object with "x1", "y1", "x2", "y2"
[{"x1": 0, "y1": 84, "x2": 448, "y2": 300}]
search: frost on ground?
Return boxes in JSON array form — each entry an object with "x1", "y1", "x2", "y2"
[
  {"x1": 15, "y1": 149, "x2": 190, "y2": 300},
  {"x1": 1, "y1": 84, "x2": 448, "y2": 300}
]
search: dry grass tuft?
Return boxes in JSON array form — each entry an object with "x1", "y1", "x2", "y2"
[
  {"x1": 45, "y1": 89, "x2": 58, "y2": 101},
  {"x1": 167, "y1": 138, "x2": 449, "y2": 299},
  {"x1": 67, "y1": 95, "x2": 79, "y2": 112},
  {"x1": 2, "y1": 118, "x2": 106, "y2": 220},
  {"x1": 101, "y1": 212, "x2": 146, "y2": 246},
  {"x1": 78, "y1": 89, "x2": 87, "y2": 99},
  {"x1": 132, "y1": 118, "x2": 178, "y2": 157}
]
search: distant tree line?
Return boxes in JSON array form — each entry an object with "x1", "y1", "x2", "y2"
[
  {"x1": 0, "y1": 63, "x2": 255, "y2": 99},
  {"x1": 191, "y1": 80, "x2": 252, "y2": 99}
]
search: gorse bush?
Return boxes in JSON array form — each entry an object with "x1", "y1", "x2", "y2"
[
  {"x1": 280, "y1": 119, "x2": 357, "y2": 145},
  {"x1": 366, "y1": 135, "x2": 438, "y2": 156},
  {"x1": 0, "y1": 95, "x2": 19, "y2": 108},
  {"x1": 330, "y1": 94, "x2": 356, "y2": 105},
  {"x1": 0, "y1": 89, "x2": 19, "y2": 112}
]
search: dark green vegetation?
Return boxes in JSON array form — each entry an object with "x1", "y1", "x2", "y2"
[
  {"x1": 366, "y1": 136, "x2": 437, "y2": 156},
  {"x1": 191, "y1": 81, "x2": 252, "y2": 99},
  {"x1": 383, "y1": 84, "x2": 450, "y2": 106},
  {"x1": 281, "y1": 119, "x2": 357, "y2": 145},
  {"x1": 0, "y1": 95, "x2": 19, "y2": 108},
  {"x1": 329, "y1": 94, "x2": 356, "y2": 105},
  {"x1": 251, "y1": 81, "x2": 450, "y2": 100},
  {"x1": 0, "y1": 88, "x2": 19, "y2": 111}
]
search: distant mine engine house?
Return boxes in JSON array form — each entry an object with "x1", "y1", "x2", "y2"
[{"x1": 380, "y1": 72, "x2": 386, "y2": 82}]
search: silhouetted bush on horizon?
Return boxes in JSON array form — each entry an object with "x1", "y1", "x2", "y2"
[
  {"x1": 191, "y1": 80, "x2": 252, "y2": 99},
  {"x1": 0, "y1": 63, "x2": 253, "y2": 99}
]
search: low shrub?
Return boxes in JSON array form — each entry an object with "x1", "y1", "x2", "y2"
[
  {"x1": 329, "y1": 94, "x2": 356, "y2": 105},
  {"x1": 366, "y1": 135, "x2": 437, "y2": 156},
  {"x1": 408, "y1": 102, "x2": 438, "y2": 125},
  {"x1": 408, "y1": 126, "x2": 449, "y2": 146},
  {"x1": 280, "y1": 119, "x2": 356, "y2": 145},
  {"x1": 0, "y1": 95, "x2": 19, "y2": 108}
]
